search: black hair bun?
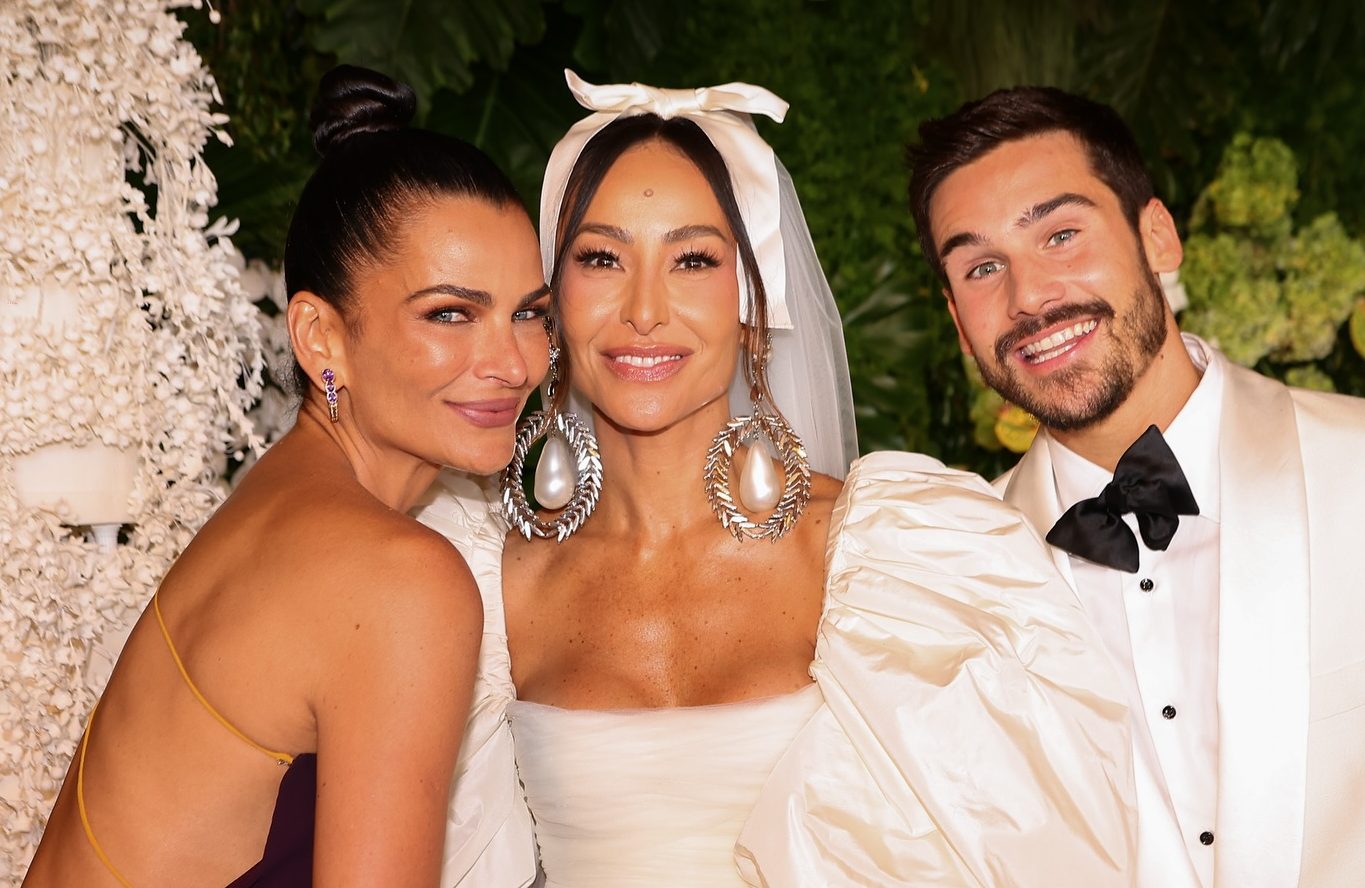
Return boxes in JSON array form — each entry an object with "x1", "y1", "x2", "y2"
[{"x1": 309, "y1": 65, "x2": 417, "y2": 157}]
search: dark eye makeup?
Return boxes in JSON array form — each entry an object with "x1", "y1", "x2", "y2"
[
  {"x1": 675, "y1": 248, "x2": 721, "y2": 270},
  {"x1": 573, "y1": 247, "x2": 620, "y2": 268}
]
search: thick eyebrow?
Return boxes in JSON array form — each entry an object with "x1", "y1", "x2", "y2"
[
  {"x1": 665, "y1": 224, "x2": 728, "y2": 243},
  {"x1": 1015, "y1": 192, "x2": 1096, "y2": 228},
  {"x1": 407, "y1": 283, "x2": 490, "y2": 306},
  {"x1": 577, "y1": 222, "x2": 633, "y2": 244},
  {"x1": 938, "y1": 231, "x2": 988, "y2": 264},
  {"x1": 937, "y1": 192, "x2": 1099, "y2": 266},
  {"x1": 574, "y1": 222, "x2": 729, "y2": 246},
  {"x1": 408, "y1": 283, "x2": 550, "y2": 309}
]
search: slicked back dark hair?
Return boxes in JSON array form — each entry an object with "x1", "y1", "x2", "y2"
[
  {"x1": 284, "y1": 65, "x2": 523, "y2": 391},
  {"x1": 907, "y1": 86, "x2": 1154, "y2": 285},
  {"x1": 548, "y1": 113, "x2": 774, "y2": 409}
]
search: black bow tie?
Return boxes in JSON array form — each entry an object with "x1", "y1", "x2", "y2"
[{"x1": 1046, "y1": 425, "x2": 1200, "y2": 573}]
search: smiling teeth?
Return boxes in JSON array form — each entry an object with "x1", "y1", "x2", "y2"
[
  {"x1": 1020, "y1": 320, "x2": 1099, "y2": 360},
  {"x1": 614, "y1": 354, "x2": 681, "y2": 367}
]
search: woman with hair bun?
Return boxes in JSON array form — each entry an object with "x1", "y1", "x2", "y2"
[{"x1": 25, "y1": 65, "x2": 550, "y2": 887}]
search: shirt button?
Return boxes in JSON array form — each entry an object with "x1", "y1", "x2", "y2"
[
  {"x1": 1139, "y1": 577, "x2": 1154, "y2": 592},
  {"x1": 1161, "y1": 705, "x2": 1177, "y2": 719},
  {"x1": 1199, "y1": 831, "x2": 1215, "y2": 846}
]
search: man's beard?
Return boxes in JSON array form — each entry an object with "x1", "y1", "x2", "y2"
[{"x1": 973, "y1": 263, "x2": 1168, "y2": 432}]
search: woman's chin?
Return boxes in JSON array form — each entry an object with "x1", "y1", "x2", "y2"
[
  {"x1": 440, "y1": 442, "x2": 516, "y2": 478},
  {"x1": 589, "y1": 393, "x2": 727, "y2": 436}
]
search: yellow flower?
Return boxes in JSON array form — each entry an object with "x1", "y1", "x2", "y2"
[
  {"x1": 995, "y1": 403, "x2": 1040, "y2": 454},
  {"x1": 1351, "y1": 298, "x2": 1365, "y2": 359}
]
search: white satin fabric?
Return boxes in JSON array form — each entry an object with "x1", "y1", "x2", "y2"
[
  {"x1": 508, "y1": 685, "x2": 823, "y2": 887},
  {"x1": 737, "y1": 452, "x2": 1136, "y2": 886},
  {"x1": 416, "y1": 453, "x2": 1136, "y2": 887},
  {"x1": 413, "y1": 473, "x2": 538, "y2": 888}
]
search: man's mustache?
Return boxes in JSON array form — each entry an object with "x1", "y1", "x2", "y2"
[{"x1": 994, "y1": 301, "x2": 1116, "y2": 364}]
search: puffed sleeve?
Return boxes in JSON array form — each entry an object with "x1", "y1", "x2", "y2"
[
  {"x1": 413, "y1": 472, "x2": 538, "y2": 888},
  {"x1": 736, "y1": 452, "x2": 1136, "y2": 886}
]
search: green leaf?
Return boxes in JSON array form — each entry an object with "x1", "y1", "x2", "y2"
[
  {"x1": 566, "y1": 0, "x2": 674, "y2": 77},
  {"x1": 203, "y1": 138, "x2": 314, "y2": 263},
  {"x1": 425, "y1": 52, "x2": 587, "y2": 209},
  {"x1": 297, "y1": 0, "x2": 547, "y2": 114},
  {"x1": 921, "y1": 0, "x2": 1084, "y2": 98}
]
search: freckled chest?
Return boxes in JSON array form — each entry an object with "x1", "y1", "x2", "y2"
[{"x1": 503, "y1": 531, "x2": 823, "y2": 707}]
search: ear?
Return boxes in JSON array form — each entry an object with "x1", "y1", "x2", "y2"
[
  {"x1": 1137, "y1": 198, "x2": 1183, "y2": 274},
  {"x1": 287, "y1": 292, "x2": 349, "y2": 391},
  {"x1": 944, "y1": 288, "x2": 974, "y2": 357}
]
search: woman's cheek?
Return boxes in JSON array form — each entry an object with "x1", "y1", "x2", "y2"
[{"x1": 516, "y1": 325, "x2": 552, "y2": 382}]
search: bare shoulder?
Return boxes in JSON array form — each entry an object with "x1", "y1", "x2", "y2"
[
  {"x1": 802, "y1": 470, "x2": 844, "y2": 534},
  {"x1": 810, "y1": 470, "x2": 844, "y2": 505},
  {"x1": 293, "y1": 497, "x2": 482, "y2": 665}
]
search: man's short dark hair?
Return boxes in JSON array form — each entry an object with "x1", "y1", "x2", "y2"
[{"x1": 907, "y1": 86, "x2": 1155, "y2": 285}]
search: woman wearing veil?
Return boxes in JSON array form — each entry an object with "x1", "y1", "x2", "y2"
[{"x1": 418, "y1": 72, "x2": 1136, "y2": 887}]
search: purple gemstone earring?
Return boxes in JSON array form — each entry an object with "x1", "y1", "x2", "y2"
[{"x1": 321, "y1": 368, "x2": 339, "y2": 423}]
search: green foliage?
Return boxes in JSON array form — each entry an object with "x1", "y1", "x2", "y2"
[
  {"x1": 1278, "y1": 215, "x2": 1365, "y2": 362},
  {"x1": 566, "y1": 0, "x2": 676, "y2": 79},
  {"x1": 1190, "y1": 134, "x2": 1298, "y2": 237},
  {"x1": 635, "y1": 0, "x2": 1001, "y2": 469},
  {"x1": 1181, "y1": 234, "x2": 1286, "y2": 366},
  {"x1": 964, "y1": 361, "x2": 1006, "y2": 453},
  {"x1": 182, "y1": 0, "x2": 560, "y2": 261},
  {"x1": 1181, "y1": 135, "x2": 1365, "y2": 388},
  {"x1": 1283, "y1": 364, "x2": 1336, "y2": 393},
  {"x1": 189, "y1": 0, "x2": 1365, "y2": 478},
  {"x1": 179, "y1": 1, "x2": 332, "y2": 260},
  {"x1": 922, "y1": 0, "x2": 1082, "y2": 97},
  {"x1": 296, "y1": 0, "x2": 545, "y2": 114},
  {"x1": 918, "y1": 1, "x2": 1365, "y2": 234}
]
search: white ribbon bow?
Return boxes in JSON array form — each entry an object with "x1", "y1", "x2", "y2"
[{"x1": 540, "y1": 70, "x2": 793, "y2": 329}]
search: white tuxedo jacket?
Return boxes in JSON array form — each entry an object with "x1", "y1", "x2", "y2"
[{"x1": 996, "y1": 339, "x2": 1365, "y2": 887}]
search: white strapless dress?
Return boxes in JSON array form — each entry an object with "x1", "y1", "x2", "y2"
[
  {"x1": 415, "y1": 453, "x2": 1138, "y2": 888},
  {"x1": 508, "y1": 685, "x2": 823, "y2": 887}
]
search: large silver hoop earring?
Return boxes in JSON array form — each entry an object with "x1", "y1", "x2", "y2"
[
  {"x1": 500, "y1": 323, "x2": 602, "y2": 542},
  {"x1": 704, "y1": 335, "x2": 811, "y2": 542}
]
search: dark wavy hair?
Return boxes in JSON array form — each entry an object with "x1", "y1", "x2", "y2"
[
  {"x1": 283, "y1": 65, "x2": 523, "y2": 391},
  {"x1": 907, "y1": 86, "x2": 1154, "y2": 285}
]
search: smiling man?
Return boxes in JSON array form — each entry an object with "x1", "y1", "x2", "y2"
[{"x1": 908, "y1": 87, "x2": 1365, "y2": 887}]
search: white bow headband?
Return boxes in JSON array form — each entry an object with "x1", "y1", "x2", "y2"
[{"x1": 540, "y1": 70, "x2": 793, "y2": 329}]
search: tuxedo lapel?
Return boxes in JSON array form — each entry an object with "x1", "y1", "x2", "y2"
[
  {"x1": 1211, "y1": 359, "x2": 1311, "y2": 887},
  {"x1": 1000, "y1": 434, "x2": 1076, "y2": 588}
]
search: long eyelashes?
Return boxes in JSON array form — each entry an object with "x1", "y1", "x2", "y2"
[
  {"x1": 675, "y1": 248, "x2": 720, "y2": 270},
  {"x1": 574, "y1": 247, "x2": 619, "y2": 268},
  {"x1": 425, "y1": 303, "x2": 550, "y2": 324},
  {"x1": 514, "y1": 303, "x2": 551, "y2": 322},
  {"x1": 571, "y1": 246, "x2": 722, "y2": 270}
]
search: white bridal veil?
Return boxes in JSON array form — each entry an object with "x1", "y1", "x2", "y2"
[{"x1": 539, "y1": 71, "x2": 858, "y2": 478}]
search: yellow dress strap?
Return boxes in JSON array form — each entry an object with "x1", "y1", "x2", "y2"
[
  {"x1": 152, "y1": 593, "x2": 294, "y2": 767},
  {"x1": 76, "y1": 701, "x2": 135, "y2": 888}
]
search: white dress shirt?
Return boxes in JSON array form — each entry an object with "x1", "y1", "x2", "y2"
[{"x1": 1049, "y1": 343, "x2": 1223, "y2": 887}]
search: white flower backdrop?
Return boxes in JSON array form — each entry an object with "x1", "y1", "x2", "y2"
[{"x1": 0, "y1": 0, "x2": 264, "y2": 879}]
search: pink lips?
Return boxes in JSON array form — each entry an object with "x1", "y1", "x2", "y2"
[
  {"x1": 1015, "y1": 318, "x2": 1101, "y2": 371},
  {"x1": 601, "y1": 344, "x2": 692, "y2": 383},
  {"x1": 448, "y1": 397, "x2": 521, "y2": 428}
]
